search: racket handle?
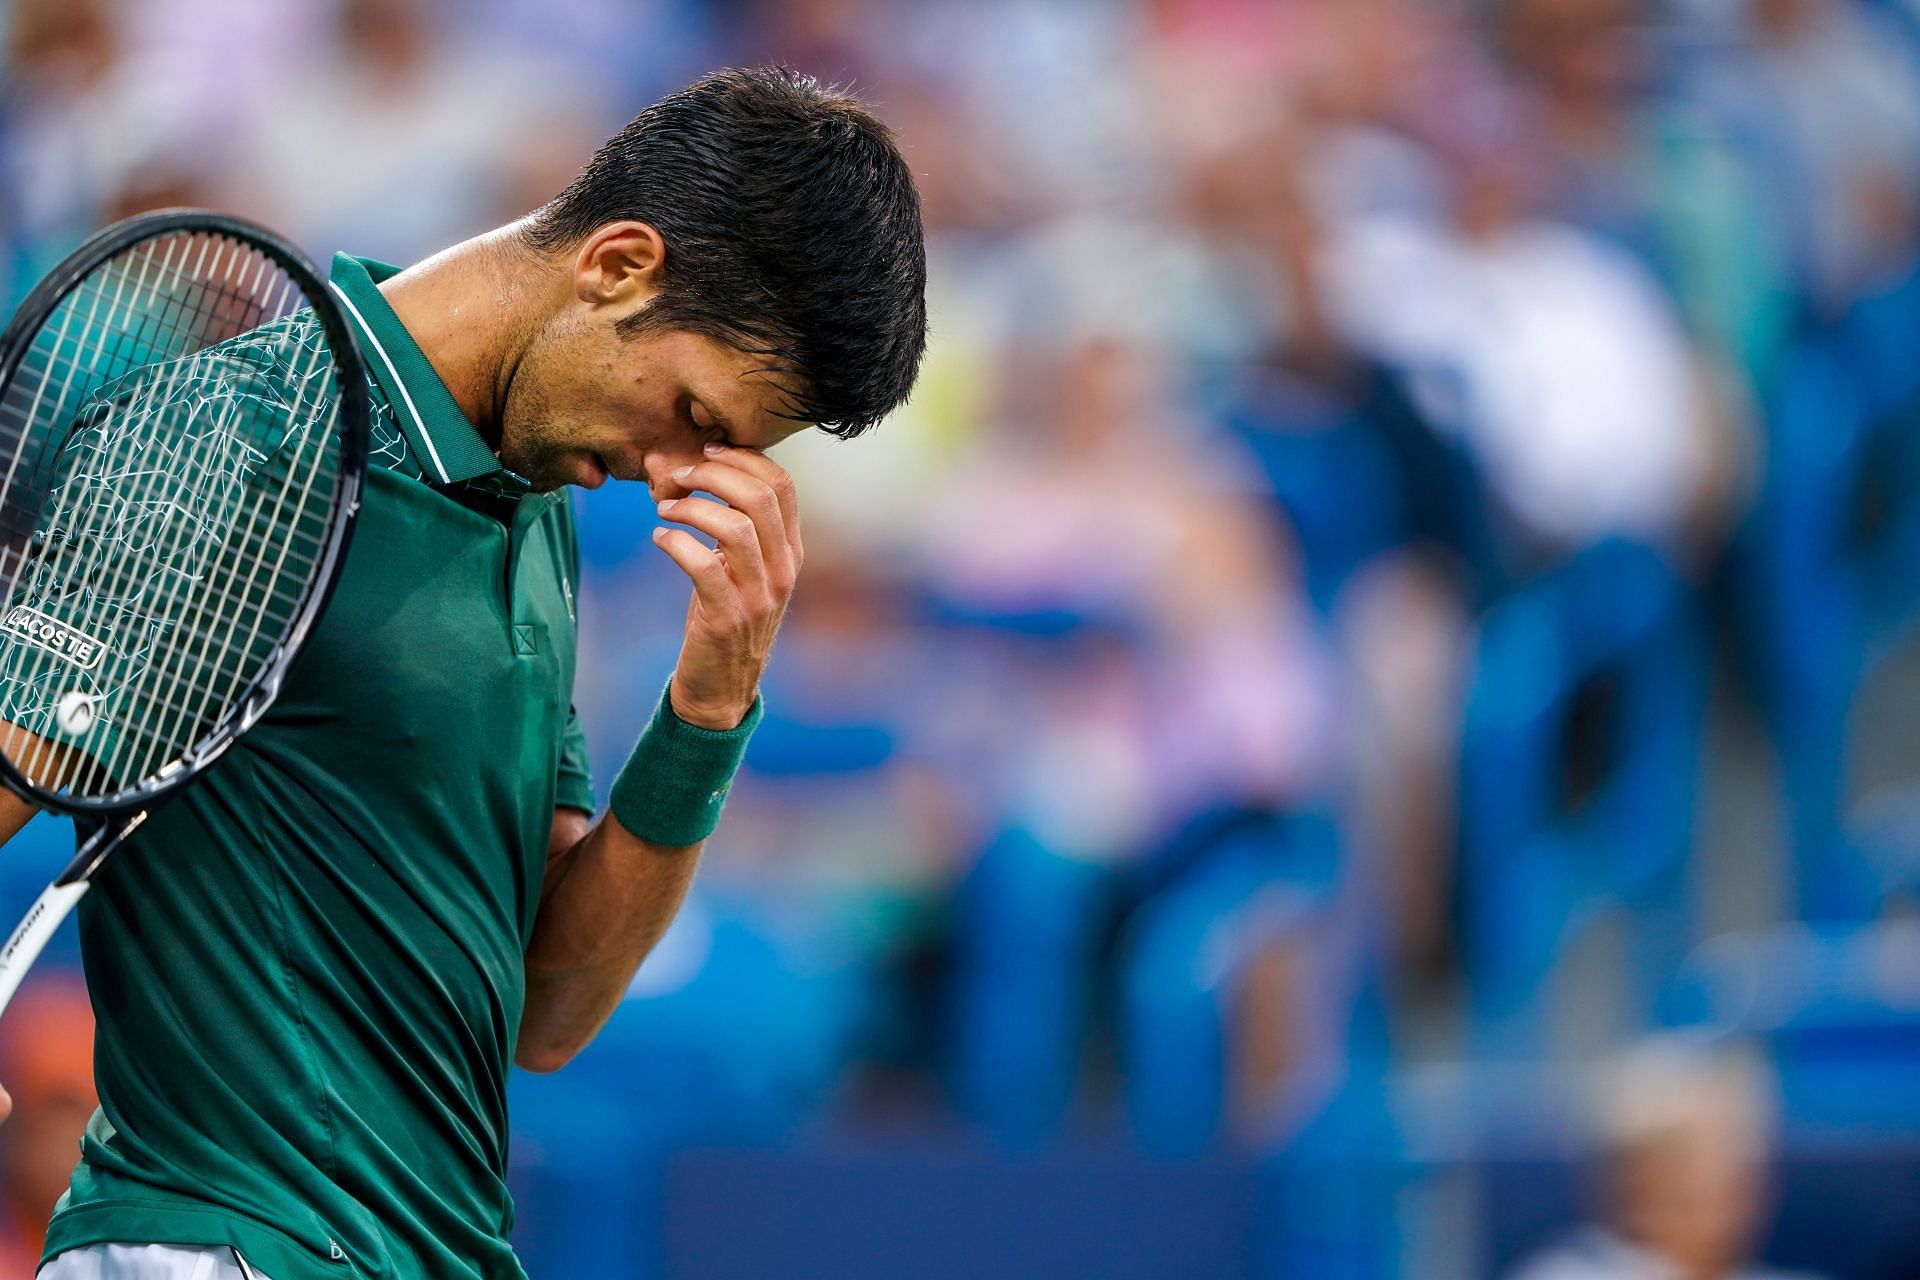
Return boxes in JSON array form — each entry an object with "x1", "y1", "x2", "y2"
[{"x1": 0, "y1": 880, "x2": 89, "y2": 1017}]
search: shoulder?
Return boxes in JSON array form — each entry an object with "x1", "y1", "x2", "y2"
[
  {"x1": 75, "y1": 310, "x2": 341, "y2": 459},
  {"x1": 1505, "y1": 1230, "x2": 1661, "y2": 1280}
]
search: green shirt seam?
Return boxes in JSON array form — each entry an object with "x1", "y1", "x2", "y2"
[{"x1": 239, "y1": 750, "x2": 344, "y2": 1191}]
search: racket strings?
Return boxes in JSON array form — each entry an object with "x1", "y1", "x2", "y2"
[
  {"x1": 95, "y1": 246, "x2": 339, "y2": 790},
  {"x1": 34, "y1": 248, "x2": 332, "y2": 791},
  {"x1": 6, "y1": 233, "x2": 244, "y2": 790},
  {"x1": 0, "y1": 230, "x2": 348, "y2": 800},
  {"x1": 0, "y1": 233, "x2": 216, "y2": 789},
  {"x1": 116, "y1": 338, "x2": 338, "y2": 788}
]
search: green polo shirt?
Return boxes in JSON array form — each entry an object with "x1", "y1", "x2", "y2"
[{"x1": 33, "y1": 255, "x2": 593, "y2": 1279}]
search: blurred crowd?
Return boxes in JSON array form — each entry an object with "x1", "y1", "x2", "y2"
[{"x1": 6, "y1": 0, "x2": 1920, "y2": 1276}]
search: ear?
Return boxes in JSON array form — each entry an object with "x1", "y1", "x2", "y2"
[{"x1": 571, "y1": 221, "x2": 667, "y2": 309}]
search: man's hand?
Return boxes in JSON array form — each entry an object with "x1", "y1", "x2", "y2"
[{"x1": 651, "y1": 442, "x2": 803, "y2": 729}]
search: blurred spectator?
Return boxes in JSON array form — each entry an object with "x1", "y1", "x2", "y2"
[
  {"x1": 1492, "y1": 0, "x2": 1796, "y2": 386},
  {"x1": 915, "y1": 328, "x2": 1332, "y2": 851},
  {"x1": 907, "y1": 322, "x2": 1333, "y2": 1138},
  {"x1": 220, "y1": 0, "x2": 598, "y2": 263},
  {"x1": 892, "y1": 0, "x2": 1155, "y2": 214},
  {"x1": 1306, "y1": 86, "x2": 1732, "y2": 980},
  {"x1": 1509, "y1": 1040, "x2": 1823, "y2": 1280},
  {"x1": 1688, "y1": 0, "x2": 1920, "y2": 310},
  {"x1": 0, "y1": 0, "x2": 194, "y2": 301},
  {"x1": 468, "y1": 0, "x2": 717, "y2": 108},
  {"x1": 732, "y1": 0, "x2": 894, "y2": 87},
  {"x1": 0, "y1": 977, "x2": 95, "y2": 1277},
  {"x1": 1325, "y1": 158, "x2": 1728, "y2": 563},
  {"x1": 705, "y1": 543, "x2": 974, "y2": 961}
]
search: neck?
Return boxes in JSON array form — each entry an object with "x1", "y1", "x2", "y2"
[{"x1": 378, "y1": 223, "x2": 556, "y2": 449}]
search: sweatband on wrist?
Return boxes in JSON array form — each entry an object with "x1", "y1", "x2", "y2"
[{"x1": 608, "y1": 681, "x2": 762, "y2": 847}]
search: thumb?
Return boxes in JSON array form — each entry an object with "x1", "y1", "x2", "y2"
[{"x1": 0, "y1": 1082, "x2": 12, "y2": 1124}]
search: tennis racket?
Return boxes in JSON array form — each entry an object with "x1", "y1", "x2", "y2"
[{"x1": 0, "y1": 210, "x2": 369, "y2": 1015}]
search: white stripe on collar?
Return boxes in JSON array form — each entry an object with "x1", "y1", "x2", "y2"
[{"x1": 328, "y1": 280, "x2": 452, "y2": 484}]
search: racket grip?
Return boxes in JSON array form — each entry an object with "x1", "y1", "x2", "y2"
[{"x1": 0, "y1": 880, "x2": 88, "y2": 1017}]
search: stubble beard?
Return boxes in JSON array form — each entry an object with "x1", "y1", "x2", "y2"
[{"x1": 497, "y1": 376, "x2": 581, "y2": 493}]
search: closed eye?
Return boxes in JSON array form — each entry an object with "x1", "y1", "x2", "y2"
[{"x1": 683, "y1": 397, "x2": 731, "y2": 448}]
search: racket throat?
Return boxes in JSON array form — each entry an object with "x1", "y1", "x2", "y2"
[
  {"x1": 57, "y1": 807, "x2": 148, "y2": 887},
  {"x1": 0, "y1": 808, "x2": 147, "y2": 1017}
]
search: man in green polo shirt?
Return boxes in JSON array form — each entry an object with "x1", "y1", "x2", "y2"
[{"x1": 0, "y1": 67, "x2": 926, "y2": 1279}]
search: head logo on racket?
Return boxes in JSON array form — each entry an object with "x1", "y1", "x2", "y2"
[{"x1": 54, "y1": 692, "x2": 101, "y2": 737}]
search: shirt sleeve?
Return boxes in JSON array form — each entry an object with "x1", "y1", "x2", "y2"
[{"x1": 0, "y1": 341, "x2": 306, "y2": 789}]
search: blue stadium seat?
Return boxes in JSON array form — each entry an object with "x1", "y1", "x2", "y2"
[
  {"x1": 1458, "y1": 540, "x2": 1708, "y2": 1052},
  {"x1": 1839, "y1": 256, "x2": 1920, "y2": 420},
  {"x1": 946, "y1": 821, "x2": 1112, "y2": 1147},
  {"x1": 1737, "y1": 308, "x2": 1920, "y2": 921},
  {"x1": 1256, "y1": 1088, "x2": 1405, "y2": 1280},
  {"x1": 1116, "y1": 808, "x2": 1351, "y2": 1156},
  {"x1": 1217, "y1": 367, "x2": 1506, "y2": 614},
  {"x1": 509, "y1": 894, "x2": 869, "y2": 1278},
  {"x1": 1109, "y1": 804, "x2": 1408, "y2": 1275},
  {"x1": 1218, "y1": 385, "x2": 1406, "y2": 614}
]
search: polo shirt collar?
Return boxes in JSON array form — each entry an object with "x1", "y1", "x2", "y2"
[{"x1": 327, "y1": 253, "x2": 515, "y2": 486}]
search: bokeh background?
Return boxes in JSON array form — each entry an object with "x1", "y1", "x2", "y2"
[{"x1": 4, "y1": 0, "x2": 1920, "y2": 1276}]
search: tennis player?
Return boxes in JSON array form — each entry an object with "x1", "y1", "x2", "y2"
[{"x1": 0, "y1": 67, "x2": 926, "y2": 1279}]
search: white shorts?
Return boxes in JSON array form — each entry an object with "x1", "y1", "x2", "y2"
[{"x1": 38, "y1": 1244, "x2": 272, "y2": 1280}]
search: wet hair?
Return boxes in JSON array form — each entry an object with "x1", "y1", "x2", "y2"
[{"x1": 523, "y1": 66, "x2": 928, "y2": 439}]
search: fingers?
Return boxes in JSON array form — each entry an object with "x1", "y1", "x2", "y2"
[
  {"x1": 649, "y1": 447, "x2": 804, "y2": 731},
  {"x1": 651, "y1": 528, "x2": 737, "y2": 616},
  {"x1": 670, "y1": 447, "x2": 804, "y2": 579},
  {"x1": 657, "y1": 495, "x2": 768, "y2": 601},
  {"x1": 704, "y1": 443, "x2": 802, "y2": 561}
]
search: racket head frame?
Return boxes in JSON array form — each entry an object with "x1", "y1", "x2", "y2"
[{"x1": 0, "y1": 208, "x2": 371, "y2": 816}]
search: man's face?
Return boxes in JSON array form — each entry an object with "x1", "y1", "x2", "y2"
[
  {"x1": 1502, "y1": 0, "x2": 1642, "y2": 101},
  {"x1": 499, "y1": 304, "x2": 810, "y2": 496},
  {"x1": 1613, "y1": 1127, "x2": 1766, "y2": 1275}
]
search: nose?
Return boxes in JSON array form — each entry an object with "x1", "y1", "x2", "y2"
[{"x1": 644, "y1": 445, "x2": 708, "y2": 501}]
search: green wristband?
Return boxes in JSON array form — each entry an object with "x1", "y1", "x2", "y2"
[{"x1": 608, "y1": 682, "x2": 762, "y2": 847}]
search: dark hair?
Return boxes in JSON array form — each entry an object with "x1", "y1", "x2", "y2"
[{"x1": 523, "y1": 66, "x2": 927, "y2": 440}]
